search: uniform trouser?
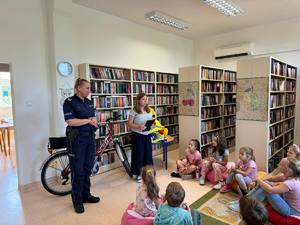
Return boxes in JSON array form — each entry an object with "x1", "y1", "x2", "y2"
[
  {"x1": 131, "y1": 132, "x2": 153, "y2": 176},
  {"x1": 68, "y1": 133, "x2": 96, "y2": 205}
]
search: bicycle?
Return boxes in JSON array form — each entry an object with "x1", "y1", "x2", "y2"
[{"x1": 40, "y1": 115, "x2": 132, "y2": 196}]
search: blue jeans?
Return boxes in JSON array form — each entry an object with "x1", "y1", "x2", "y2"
[{"x1": 247, "y1": 183, "x2": 300, "y2": 217}]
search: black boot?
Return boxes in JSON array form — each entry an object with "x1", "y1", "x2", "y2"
[
  {"x1": 74, "y1": 203, "x2": 84, "y2": 214},
  {"x1": 83, "y1": 194, "x2": 100, "y2": 203}
]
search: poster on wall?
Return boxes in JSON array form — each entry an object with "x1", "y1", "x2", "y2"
[
  {"x1": 236, "y1": 77, "x2": 268, "y2": 121},
  {"x1": 0, "y1": 86, "x2": 12, "y2": 107},
  {"x1": 59, "y1": 83, "x2": 74, "y2": 106},
  {"x1": 179, "y1": 81, "x2": 199, "y2": 116}
]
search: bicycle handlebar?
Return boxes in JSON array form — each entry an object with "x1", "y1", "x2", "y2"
[{"x1": 105, "y1": 114, "x2": 122, "y2": 123}]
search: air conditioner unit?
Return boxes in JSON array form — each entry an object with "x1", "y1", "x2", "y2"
[{"x1": 214, "y1": 43, "x2": 254, "y2": 60}]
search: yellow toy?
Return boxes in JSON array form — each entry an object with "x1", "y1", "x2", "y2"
[{"x1": 149, "y1": 107, "x2": 168, "y2": 143}]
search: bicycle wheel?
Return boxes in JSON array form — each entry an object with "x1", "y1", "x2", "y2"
[
  {"x1": 41, "y1": 150, "x2": 72, "y2": 196},
  {"x1": 115, "y1": 143, "x2": 132, "y2": 177}
]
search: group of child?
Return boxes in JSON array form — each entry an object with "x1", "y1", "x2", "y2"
[{"x1": 126, "y1": 136, "x2": 300, "y2": 225}]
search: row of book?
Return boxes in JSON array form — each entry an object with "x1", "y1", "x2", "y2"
[
  {"x1": 97, "y1": 109, "x2": 130, "y2": 123},
  {"x1": 111, "y1": 83, "x2": 131, "y2": 94},
  {"x1": 224, "y1": 127, "x2": 235, "y2": 138},
  {"x1": 285, "y1": 118, "x2": 294, "y2": 131},
  {"x1": 133, "y1": 84, "x2": 155, "y2": 94},
  {"x1": 227, "y1": 138, "x2": 235, "y2": 148},
  {"x1": 167, "y1": 126, "x2": 179, "y2": 136},
  {"x1": 157, "y1": 73, "x2": 178, "y2": 83},
  {"x1": 201, "y1": 95, "x2": 221, "y2": 106},
  {"x1": 270, "y1": 123, "x2": 284, "y2": 140},
  {"x1": 201, "y1": 119, "x2": 221, "y2": 132},
  {"x1": 270, "y1": 108, "x2": 284, "y2": 124},
  {"x1": 201, "y1": 68, "x2": 222, "y2": 80},
  {"x1": 132, "y1": 96, "x2": 155, "y2": 106},
  {"x1": 201, "y1": 130, "x2": 222, "y2": 146},
  {"x1": 268, "y1": 136, "x2": 284, "y2": 158},
  {"x1": 286, "y1": 80, "x2": 296, "y2": 92},
  {"x1": 201, "y1": 107, "x2": 222, "y2": 119},
  {"x1": 270, "y1": 94, "x2": 284, "y2": 108},
  {"x1": 201, "y1": 82, "x2": 223, "y2": 92},
  {"x1": 99, "y1": 123, "x2": 129, "y2": 136},
  {"x1": 224, "y1": 116, "x2": 236, "y2": 127},
  {"x1": 156, "y1": 85, "x2": 178, "y2": 94},
  {"x1": 90, "y1": 67, "x2": 130, "y2": 80},
  {"x1": 224, "y1": 105, "x2": 236, "y2": 115},
  {"x1": 270, "y1": 78, "x2": 285, "y2": 92},
  {"x1": 224, "y1": 71, "x2": 237, "y2": 82},
  {"x1": 286, "y1": 93, "x2": 296, "y2": 105},
  {"x1": 156, "y1": 105, "x2": 178, "y2": 116},
  {"x1": 157, "y1": 116, "x2": 178, "y2": 126},
  {"x1": 285, "y1": 130, "x2": 294, "y2": 144},
  {"x1": 224, "y1": 83, "x2": 236, "y2": 92},
  {"x1": 224, "y1": 95, "x2": 236, "y2": 104},
  {"x1": 91, "y1": 81, "x2": 111, "y2": 94},
  {"x1": 98, "y1": 152, "x2": 116, "y2": 166},
  {"x1": 285, "y1": 106, "x2": 295, "y2": 118},
  {"x1": 287, "y1": 66, "x2": 297, "y2": 78},
  {"x1": 133, "y1": 70, "x2": 155, "y2": 82},
  {"x1": 157, "y1": 96, "x2": 178, "y2": 105},
  {"x1": 271, "y1": 60, "x2": 286, "y2": 76},
  {"x1": 93, "y1": 96, "x2": 131, "y2": 108}
]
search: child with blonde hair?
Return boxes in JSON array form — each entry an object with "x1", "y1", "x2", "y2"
[
  {"x1": 220, "y1": 146, "x2": 257, "y2": 195},
  {"x1": 135, "y1": 165, "x2": 161, "y2": 217}
]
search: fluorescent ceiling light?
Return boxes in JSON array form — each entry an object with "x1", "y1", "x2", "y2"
[
  {"x1": 145, "y1": 11, "x2": 191, "y2": 30},
  {"x1": 203, "y1": 0, "x2": 243, "y2": 16}
]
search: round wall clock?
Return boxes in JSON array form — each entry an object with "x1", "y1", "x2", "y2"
[{"x1": 57, "y1": 61, "x2": 73, "y2": 77}]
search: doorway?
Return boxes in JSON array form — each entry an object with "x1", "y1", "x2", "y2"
[{"x1": 0, "y1": 63, "x2": 17, "y2": 193}]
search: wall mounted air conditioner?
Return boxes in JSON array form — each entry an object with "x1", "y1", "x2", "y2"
[{"x1": 214, "y1": 43, "x2": 254, "y2": 60}]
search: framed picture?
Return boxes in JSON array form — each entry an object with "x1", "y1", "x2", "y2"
[{"x1": 179, "y1": 81, "x2": 199, "y2": 116}]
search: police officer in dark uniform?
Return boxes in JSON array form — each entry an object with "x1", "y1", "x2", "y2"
[{"x1": 63, "y1": 78, "x2": 100, "y2": 214}]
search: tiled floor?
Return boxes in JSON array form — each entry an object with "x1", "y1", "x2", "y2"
[{"x1": 0, "y1": 149, "x2": 217, "y2": 225}]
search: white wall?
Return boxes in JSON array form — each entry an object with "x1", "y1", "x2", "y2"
[
  {"x1": 50, "y1": 0, "x2": 195, "y2": 135},
  {"x1": 0, "y1": 0, "x2": 194, "y2": 186},
  {"x1": 194, "y1": 17, "x2": 300, "y2": 150},
  {"x1": 0, "y1": 0, "x2": 51, "y2": 185}
]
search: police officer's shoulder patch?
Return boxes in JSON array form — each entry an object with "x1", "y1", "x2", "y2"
[{"x1": 67, "y1": 97, "x2": 73, "y2": 101}]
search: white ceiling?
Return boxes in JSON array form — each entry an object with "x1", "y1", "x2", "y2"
[{"x1": 73, "y1": 0, "x2": 300, "y2": 39}]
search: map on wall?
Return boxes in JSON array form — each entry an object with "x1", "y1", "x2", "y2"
[
  {"x1": 236, "y1": 77, "x2": 268, "y2": 121},
  {"x1": 179, "y1": 81, "x2": 199, "y2": 116}
]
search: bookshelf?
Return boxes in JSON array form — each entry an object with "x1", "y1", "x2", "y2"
[
  {"x1": 79, "y1": 64, "x2": 179, "y2": 172},
  {"x1": 178, "y1": 65, "x2": 237, "y2": 158},
  {"x1": 236, "y1": 57, "x2": 297, "y2": 173}
]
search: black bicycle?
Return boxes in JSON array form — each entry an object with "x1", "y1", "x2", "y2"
[{"x1": 40, "y1": 116, "x2": 131, "y2": 196}]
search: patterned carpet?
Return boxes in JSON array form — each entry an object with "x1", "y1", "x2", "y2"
[{"x1": 190, "y1": 189, "x2": 242, "y2": 225}]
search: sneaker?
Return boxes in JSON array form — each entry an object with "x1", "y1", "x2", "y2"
[
  {"x1": 199, "y1": 176, "x2": 205, "y2": 185},
  {"x1": 213, "y1": 181, "x2": 223, "y2": 190},
  {"x1": 136, "y1": 176, "x2": 142, "y2": 183},
  {"x1": 171, "y1": 171, "x2": 181, "y2": 178},
  {"x1": 220, "y1": 184, "x2": 231, "y2": 193},
  {"x1": 228, "y1": 202, "x2": 240, "y2": 212},
  {"x1": 83, "y1": 194, "x2": 100, "y2": 203}
]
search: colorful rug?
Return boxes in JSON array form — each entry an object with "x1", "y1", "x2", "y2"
[{"x1": 190, "y1": 189, "x2": 242, "y2": 225}]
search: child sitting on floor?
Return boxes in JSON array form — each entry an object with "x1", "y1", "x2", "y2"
[
  {"x1": 220, "y1": 146, "x2": 257, "y2": 195},
  {"x1": 239, "y1": 196, "x2": 268, "y2": 225},
  {"x1": 171, "y1": 139, "x2": 202, "y2": 179},
  {"x1": 135, "y1": 165, "x2": 161, "y2": 217},
  {"x1": 154, "y1": 182, "x2": 201, "y2": 225}
]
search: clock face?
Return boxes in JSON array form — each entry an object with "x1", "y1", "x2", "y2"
[{"x1": 57, "y1": 61, "x2": 73, "y2": 77}]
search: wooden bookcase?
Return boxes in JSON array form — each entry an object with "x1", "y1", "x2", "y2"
[
  {"x1": 236, "y1": 56, "x2": 297, "y2": 172},
  {"x1": 178, "y1": 65, "x2": 237, "y2": 158},
  {"x1": 79, "y1": 63, "x2": 179, "y2": 173}
]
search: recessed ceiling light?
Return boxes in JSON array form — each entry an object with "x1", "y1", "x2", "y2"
[
  {"x1": 203, "y1": 0, "x2": 243, "y2": 16},
  {"x1": 145, "y1": 11, "x2": 191, "y2": 30}
]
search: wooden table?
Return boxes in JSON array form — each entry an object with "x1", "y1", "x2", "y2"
[{"x1": 0, "y1": 123, "x2": 14, "y2": 156}]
